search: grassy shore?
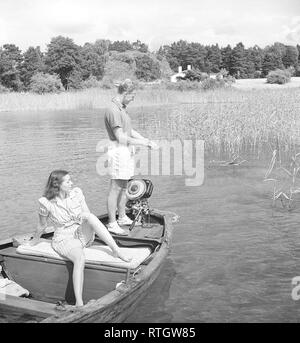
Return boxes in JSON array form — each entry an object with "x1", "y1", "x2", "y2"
[{"x1": 233, "y1": 77, "x2": 300, "y2": 90}]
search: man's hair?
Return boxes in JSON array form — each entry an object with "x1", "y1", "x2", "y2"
[{"x1": 117, "y1": 79, "x2": 136, "y2": 94}]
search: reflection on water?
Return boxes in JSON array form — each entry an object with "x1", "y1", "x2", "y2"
[
  {"x1": 1, "y1": 108, "x2": 300, "y2": 322},
  {"x1": 126, "y1": 258, "x2": 176, "y2": 323}
]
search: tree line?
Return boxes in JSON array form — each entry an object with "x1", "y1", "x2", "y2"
[
  {"x1": 158, "y1": 41, "x2": 300, "y2": 78},
  {"x1": 0, "y1": 36, "x2": 299, "y2": 93}
]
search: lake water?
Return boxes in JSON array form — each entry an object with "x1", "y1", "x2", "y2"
[{"x1": 1, "y1": 107, "x2": 300, "y2": 323}]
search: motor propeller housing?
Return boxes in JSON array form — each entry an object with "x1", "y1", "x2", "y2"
[
  {"x1": 125, "y1": 179, "x2": 154, "y2": 230},
  {"x1": 126, "y1": 179, "x2": 153, "y2": 201}
]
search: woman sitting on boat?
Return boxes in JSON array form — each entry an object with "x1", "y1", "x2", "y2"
[{"x1": 28, "y1": 170, "x2": 131, "y2": 307}]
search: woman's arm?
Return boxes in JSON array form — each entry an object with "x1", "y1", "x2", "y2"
[
  {"x1": 80, "y1": 197, "x2": 91, "y2": 214},
  {"x1": 27, "y1": 215, "x2": 48, "y2": 246}
]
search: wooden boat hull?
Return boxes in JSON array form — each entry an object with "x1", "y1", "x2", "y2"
[
  {"x1": 0, "y1": 210, "x2": 174, "y2": 323},
  {"x1": 44, "y1": 243, "x2": 170, "y2": 323},
  {"x1": 2, "y1": 251, "x2": 130, "y2": 304}
]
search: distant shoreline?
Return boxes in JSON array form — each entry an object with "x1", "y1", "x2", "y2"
[
  {"x1": 233, "y1": 77, "x2": 300, "y2": 90},
  {"x1": 0, "y1": 80, "x2": 300, "y2": 113},
  {"x1": 0, "y1": 87, "x2": 217, "y2": 113}
]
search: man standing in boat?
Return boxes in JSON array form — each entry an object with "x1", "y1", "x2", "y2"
[{"x1": 104, "y1": 79, "x2": 158, "y2": 235}]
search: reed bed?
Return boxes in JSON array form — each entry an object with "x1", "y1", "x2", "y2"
[
  {"x1": 0, "y1": 87, "x2": 203, "y2": 112},
  {"x1": 141, "y1": 88, "x2": 300, "y2": 156}
]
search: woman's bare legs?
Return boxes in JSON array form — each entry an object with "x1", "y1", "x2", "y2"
[
  {"x1": 66, "y1": 247, "x2": 85, "y2": 306},
  {"x1": 81, "y1": 212, "x2": 131, "y2": 262},
  {"x1": 64, "y1": 214, "x2": 131, "y2": 306}
]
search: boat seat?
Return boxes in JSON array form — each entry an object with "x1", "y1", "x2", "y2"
[{"x1": 16, "y1": 241, "x2": 151, "y2": 270}]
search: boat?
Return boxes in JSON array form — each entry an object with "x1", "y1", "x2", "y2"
[{"x1": 0, "y1": 179, "x2": 175, "y2": 323}]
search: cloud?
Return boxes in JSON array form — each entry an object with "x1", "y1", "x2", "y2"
[
  {"x1": 52, "y1": 23, "x2": 95, "y2": 35},
  {"x1": 213, "y1": 24, "x2": 238, "y2": 36},
  {"x1": 106, "y1": 21, "x2": 134, "y2": 40},
  {"x1": 0, "y1": 0, "x2": 299, "y2": 51},
  {"x1": 284, "y1": 16, "x2": 300, "y2": 43},
  {"x1": 0, "y1": 18, "x2": 8, "y2": 45}
]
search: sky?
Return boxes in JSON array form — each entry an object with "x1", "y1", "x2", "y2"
[{"x1": 0, "y1": 0, "x2": 299, "y2": 52}]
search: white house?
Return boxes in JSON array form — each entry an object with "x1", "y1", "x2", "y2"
[{"x1": 170, "y1": 65, "x2": 192, "y2": 82}]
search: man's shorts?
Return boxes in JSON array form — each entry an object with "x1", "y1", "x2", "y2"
[{"x1": 107, "y1": 141, "x2": 135, "y2": 180}]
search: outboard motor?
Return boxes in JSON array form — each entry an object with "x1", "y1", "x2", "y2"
[{"x1": 126, "y1": 179, "x2": 153, "y2": 230}]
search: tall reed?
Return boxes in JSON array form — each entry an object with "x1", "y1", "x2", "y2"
[
  {"x1": 141, "y1": 88, "x2": 300, "y2": 155},
  {"x1": 0, "y1": 87, "x2": 203, "y2": 112}
]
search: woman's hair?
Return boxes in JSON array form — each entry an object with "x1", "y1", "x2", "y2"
[{"x1": 43, "y1": 170, "x2": 69, "y2": 200}]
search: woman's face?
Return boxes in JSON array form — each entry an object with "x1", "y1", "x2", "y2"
[{"x1": 60, "y1": 174, "x2": 73, "y2": 193}]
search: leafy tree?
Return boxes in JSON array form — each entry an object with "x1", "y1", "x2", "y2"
[
  {"x1": 109, "y1": 51, "x2": 136, "y2": 65},
  {"x1": 229, "y1": 43, "x2": 248, "y2": 78},
  {"x1": 0, "y1": 44, "x2": 23, "y2": 90},
  {"x1": 158, "y1": 56, "x2": 173, "y2": 80},
  {"x1": 189, "y1": 43, "x2": 207, "y2": 71},
  {"x1": 81, "y1": 75, "x2": 101, "y2": 88},
  {"x1": 296, "y1": 45, "x2": 300, "y2": 76},
  {"x1": 45, "y1": 36, "x2": 83, "y2": 89},
  {"x1": 157, "y1": 44, "x2": 179, "y2": 71},
  {"x1": 262, "y1": 47, "x2": 284, "y2": 76},
  {"x1": 183, "y1": 69, "x2": 203, "y2": 81},
  {"x1": 29, "y1": 72, "x2": 64, "y2": 93},
  {"x1": 94, "y1": 39, "x2": 110, "y2": 55},
  {"x1": 80, "y1": 42, "x2": 107, "y2": 80},
  {"x1": 247, "y1": 45, "x2": 264, "y2": 76},
  {"x1": 109, "y1": 40, "x2": 133, "y2": 52},
  {"x1": 220, "y1": 45, "x2": 232, "y2": 72},
  {"x1": 282, "y1": 45, "x2": 299, "y2": 69},
  {"x1": 135, "y1": 54, "x2": 161, "y2": 81},
  {"x1": 297, "y1": 44, "x2": 300, "y2": 63},
  {"x1": 20, "y1": 46, "x2": 45, "y2": 89},
  {"x1": 157, "y1": 45, "x2": 170, "y2": 60},
  {"x1": 205, "y1": 44, "x2": 222, "y2": 73},
  {"x1": 102, "y1": 59, "x2": 136, "y2": 86},
  {"x1": 245, "y1": 50, "x2": 256, "y2": 78},
  {"x1": 158, "y1": 40, "x2": 207, "y2": 73},
  {"x1": 132, "y1": 40, "x2": 148, "y2": 53},
  {"x1": 266, "y1": 68, "x2": 291, "y2": 84},
  {"x1": 0, "y1": 84, "x2": 10, "y2": 93},
  {"x1": 273, "y1": 42, "x2": 287, "y2": 59},
  {"x1": 67, "y1": 69, "x2": 84, "y2": 90},
  {"x1": 167, "y1": 40, "x2": 190, "y2": 71}
]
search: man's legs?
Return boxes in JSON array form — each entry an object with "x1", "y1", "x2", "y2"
[
  {"x1": 107, "y1": 179, "x2": 128, "y2": 223},
  {"x1": 117, "y1": 180, "x2": 129, "y2": 219}
]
